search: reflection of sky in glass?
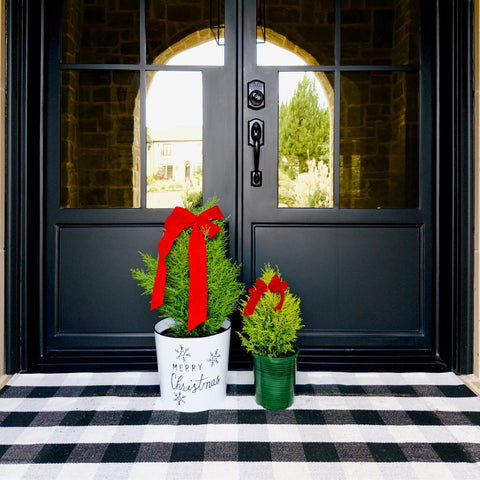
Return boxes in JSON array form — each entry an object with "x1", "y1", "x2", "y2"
[
  {"x1": 257, "y1": 42, "x2": 306, "y2": 66},
  {"x1": 167, "y1": 40, "x2": 224, "y2": 66},
  {"x1": 147, "y1": 72, "x2": 203, "y2": 132},
  {"x1": 146, "y1": 41, "x2": 328, "y2": 130}
]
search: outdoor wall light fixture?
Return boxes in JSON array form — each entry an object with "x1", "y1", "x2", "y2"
[
  {"x1": 210, "y1": 0, "x2": 266, "y2": 46},
  {"x1": 256, "y1": 0, "x2": 266, "y2": 44},
  {"x1": 210, "y1": 0, "x2": 225, "y2": 46}
]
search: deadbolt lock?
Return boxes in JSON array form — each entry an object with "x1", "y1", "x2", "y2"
[{"x1": 248, "y1": 80, "x2": 265, "y2": 110}]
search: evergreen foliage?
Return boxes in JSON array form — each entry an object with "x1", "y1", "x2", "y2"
[
  {"x1": 238, "y1": 265, "x2": 303, "y2": 358},
  {"x1": 131, "y1": 198, "x2": 244, "y2": 338},
  {"x1": 279, "y1": 73, "x2": 330, "y2": 175},
  {"x1": 181, "y1": 189, "x2": 203, "y2": 209}
]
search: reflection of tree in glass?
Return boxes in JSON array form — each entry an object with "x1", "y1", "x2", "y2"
[
  {"x1": 279, "y1": 74, "x2": 330, "y2": 175},
  {"x1": 278, "y1": 74, "x2": 331, "y2": 208}
]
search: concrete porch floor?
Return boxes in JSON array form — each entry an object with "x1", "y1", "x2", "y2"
[{"x1": 460, "y1": 375, "x2": 480, "y2": 397}]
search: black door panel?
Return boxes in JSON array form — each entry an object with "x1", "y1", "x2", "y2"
[
  {"x1": 34, "y1": 0, "x2": 439, "y2": 371},
  {"x1": 252, "y1": 225, "x2": 423, "y2": 345}
]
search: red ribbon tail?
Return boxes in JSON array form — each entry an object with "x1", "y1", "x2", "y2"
[
  {"x1": 243, "y1": 297, "x2": 258, "y2": 316},
  {"x1": 243, "y1": 281, "x2": 267, "y2": 316},
  {"x1": 150, "y1": 207, "x2": 194, "y2": 312},
  {"x1": 273, "y1": 290, "x2": 286, "y2": 310},
  {"x1": 188, "y1": 224, "x2": 208, "y2": 331}
]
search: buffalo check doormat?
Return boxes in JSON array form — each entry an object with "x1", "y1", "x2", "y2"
[{"x1": 0, "y1": 371, "x2": 480, "y2": 479}]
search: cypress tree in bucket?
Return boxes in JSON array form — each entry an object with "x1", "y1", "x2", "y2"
[
  {"x1": 131, "y1": 197, "x2": 244, "y2": 411},
  {"x1": 238, "y1": 264, "x2": 303, "y2": 410}
]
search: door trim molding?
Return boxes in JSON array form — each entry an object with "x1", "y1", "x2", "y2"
[
  {"x1": 5, "y1": 0, "x2": 44, "y2": 373},
  {"x1": 436, "y1": 0, "x2": 475, "y2": 374}
]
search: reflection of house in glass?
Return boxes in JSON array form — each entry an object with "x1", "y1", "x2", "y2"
[{"x1": 147, "y1": 125, "x2": 202, "y2": 186}]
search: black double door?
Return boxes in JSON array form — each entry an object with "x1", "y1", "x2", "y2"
[{"x1": 28, "y1": 0, "x2": 442, "y2": 371}]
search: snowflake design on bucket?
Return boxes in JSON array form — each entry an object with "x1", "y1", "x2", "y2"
[
  {"x1": 175, "y1": 345, "x2": 191, "y2": 363},
  {"x1": 173, "y1": 392, "x2": 186, "y2": 406},
  {"x1": 207, "y1": 349, "x2": 221, "y2": 367}
]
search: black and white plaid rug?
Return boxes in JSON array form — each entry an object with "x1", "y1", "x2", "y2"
[{"x1": 1, "y1": 371, "x2": 480, "y2": 479}]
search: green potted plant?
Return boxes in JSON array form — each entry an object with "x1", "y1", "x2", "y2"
[
  {"x1": 238, "y1": 264, "x2": 303, "y2": 410},
  {"x1": 131, "y1": 197, "x2": 244, "y2": 412}
]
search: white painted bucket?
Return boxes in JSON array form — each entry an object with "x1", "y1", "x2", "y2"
[{"x1": 154, "y1": 318, "x2": 231, "y2": 412}]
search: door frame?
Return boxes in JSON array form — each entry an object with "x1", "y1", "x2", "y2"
[{"x1": 4, "y1": 0, "x2": 475, "y2": 374}]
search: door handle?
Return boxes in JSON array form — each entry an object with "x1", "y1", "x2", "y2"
[{"x1": 248, "y1": 119, "x2": 264, "y2": 187}]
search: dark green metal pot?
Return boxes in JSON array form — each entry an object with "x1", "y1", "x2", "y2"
[{"x1": 252, "y1": 347, "x2": 299, "y2": 410}]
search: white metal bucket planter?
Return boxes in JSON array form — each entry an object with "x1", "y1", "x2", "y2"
[{"x1": 154, "y1": 318, "x2": 231, "y2": 412}]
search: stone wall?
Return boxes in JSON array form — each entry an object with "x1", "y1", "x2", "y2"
[
  {"x1": 60, "y1": 0, "x2": 419, "y2": 209},
  {"x1": 341, "y1": 0, "x2": 418, "y2": 65},
  {"x1": 340, "y1": 1, "x2": 418, "y2": 208},
  {"x1": 146, "y1": 0, "x2": 214, "y2": 63},
  {"x1": 265, "y1": 0, "x2": 335, "y2": 65},
  {"x1": 266, "y1": 0, "x2": 419, "y2": 208},
  {"x1": 60, "y1": 0, "x2": 212, "y2": 208},
  {"x1": 61, "y1": 0, "x2": 142, "y2": 208},
  {"x1": 62, "y1": 0, "x2": 140, "y2": 64},
  {"x1": 339, "y1": 71, "x2": 418, "y2": 209},
  {"x1": 61, "y1": 69, "x2": 140, "y2": 208}
]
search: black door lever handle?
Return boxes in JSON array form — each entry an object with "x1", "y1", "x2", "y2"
[{"x1": 248, "y1": 119, "x2": 264, "y2": 187}]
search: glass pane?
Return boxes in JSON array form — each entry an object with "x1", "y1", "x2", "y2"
[
  {"x1": 61, "y1": 71, "x2": 140, "y2": 208},
  {"x1": 146, "y1": 71, "x2": 203, "y2": 208},
  {"x1": 258, "y1": 0, "x2": 335, "y2": 66},
  {"x1": 61, "y1": 0, "x2": 140, "y2": 64},
  {"x1": 341, "y1": 0, "x2": 419, "y2": 65},
  {"x1": 166, "y1": 40, "x2": 223, "y2": 66},
  {"x1": 257, "y1": 42, "x2": 308, "y2": 67},
  {"x1": 340, "y1": 72, "x2": 419, "y2": 208},
  {"x1": 278, "y1": 72, "x2": 334, "y2": 208},
  {"x1": 146, "y1": 0, "x2": 224, "y2": 65}
]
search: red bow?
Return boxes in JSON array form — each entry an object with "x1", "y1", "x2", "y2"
[
  {"x1": 151, "y1": 206, "x2": 224, "y2": 331},
  {"x1": 243, "y1": 275, "x2": 288, "y2": 316}
]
